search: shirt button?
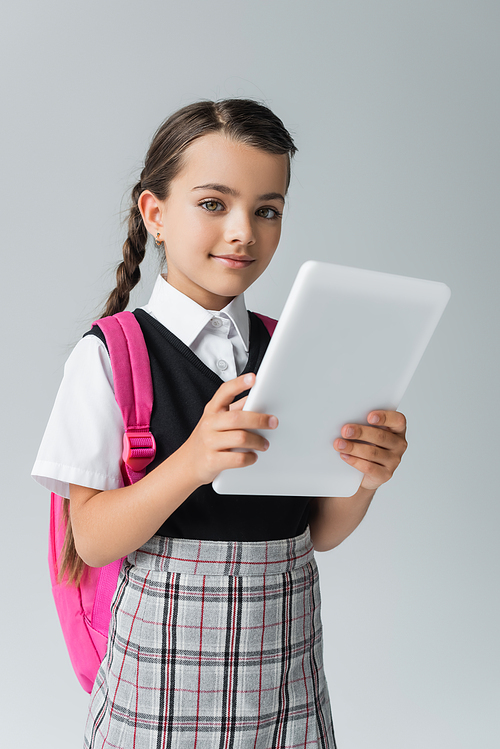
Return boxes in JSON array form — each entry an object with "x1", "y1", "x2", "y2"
[
  {"x1": 217, "y1": 359, "x2": 228, "y2": 371},
  {"x1": 211, "y1": 318, "x2": 222, "y2": 328}
]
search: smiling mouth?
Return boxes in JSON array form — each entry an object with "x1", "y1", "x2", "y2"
[{"x1": 211, "y1": 254, "x2": 255, "y2": 269}]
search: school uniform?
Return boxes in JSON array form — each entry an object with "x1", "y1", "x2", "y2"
[{"x1": 33, "y1": 276, "x2": 336, "y2": 749}]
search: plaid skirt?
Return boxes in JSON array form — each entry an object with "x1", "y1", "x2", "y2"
[{"x1": 84, "y1": 528, "x2": 336, "y2": 749}]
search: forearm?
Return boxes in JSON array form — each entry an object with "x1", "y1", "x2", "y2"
[
  {"x1": 309, "y1": 486, "x2": 376, "y2": 552},
  {"x1": 70, "y1": 373, "x2": 276, "y2": 568},
  {"x1": 70, "y1": 442, "x2": 199, "y2": 567}
]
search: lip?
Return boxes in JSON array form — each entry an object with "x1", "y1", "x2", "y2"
[{"x1": 211, "y1": 254, "x2": 255, "y2": 269}]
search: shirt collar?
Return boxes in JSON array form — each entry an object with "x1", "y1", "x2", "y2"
[{"x1": 143, "y1": 275, "x2": 250, "y2": 352}]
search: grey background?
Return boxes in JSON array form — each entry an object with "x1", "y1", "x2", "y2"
[{"x1": 1, "y1": 1, "x2": 498, "y2": 746}]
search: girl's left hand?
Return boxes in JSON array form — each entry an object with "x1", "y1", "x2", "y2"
[{"x1": 333, "y1": 410, "x2": 408, "y2": 492}]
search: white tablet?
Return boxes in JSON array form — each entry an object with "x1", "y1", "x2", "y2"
[{"x1": 213, "y1": 261, "x2": 451, "y2": 498}]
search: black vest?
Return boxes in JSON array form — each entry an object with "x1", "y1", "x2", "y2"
[{"x1": 89, "y1": 309, "x2": 310, "y2": 541}]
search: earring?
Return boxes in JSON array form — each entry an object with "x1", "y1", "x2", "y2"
[{"x1": 154, "y1": 232, "x2": 163, "y2": 248}]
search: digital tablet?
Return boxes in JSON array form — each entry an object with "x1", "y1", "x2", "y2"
[{"x1": 213, "y1": 260, "x2": 451, "y2": 497}]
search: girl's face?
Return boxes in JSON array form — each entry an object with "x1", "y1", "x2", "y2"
[{"x1": 140, "y1": 133, "x2": 288, "y2": 310}]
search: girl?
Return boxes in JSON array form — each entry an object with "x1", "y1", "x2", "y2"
[{"x1": 33, "y1": 99, "x2": 407, "y2": 749}]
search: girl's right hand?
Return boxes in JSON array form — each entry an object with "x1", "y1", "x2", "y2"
[
  {"x1": 182, "y1": 372, "x2": 278, "y2": 486},
  {"x1": 69, "y1": 373, "x2": 277, "y2": 567}
]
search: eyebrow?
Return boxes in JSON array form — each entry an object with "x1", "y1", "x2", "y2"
[{"x1": 192, "y1": 183, "x2": 285, "y2": 205}]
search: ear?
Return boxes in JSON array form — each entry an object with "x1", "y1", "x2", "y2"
[{"x1": 138, "y1": 191, "x2": 165, "y2": 241}]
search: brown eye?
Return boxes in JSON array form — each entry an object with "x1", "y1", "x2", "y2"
[
  {"x1": 256, "y1": 207, "x2": 281, "y2": 220},
  {"x1": 201, "y1": 200, "x2": 223, "y2": 212}
]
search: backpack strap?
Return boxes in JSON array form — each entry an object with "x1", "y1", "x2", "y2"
[
  {"x1": 93, "y1": 311, "x2": 156, "y2": 485},
  {"x1": 87, "y1": 311, "x2": 156, "y2": 639}
]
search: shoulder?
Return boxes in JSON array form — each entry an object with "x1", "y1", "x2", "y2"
[
  {"x1": 32, "y1": 328, "x2": 122, "y2": 497},
  {"x1": 64, "y1": 332, "x2": 114, "y2": 390},
  {"x1": 83, "y1": 322, "x2": 107, "y2": 348}
]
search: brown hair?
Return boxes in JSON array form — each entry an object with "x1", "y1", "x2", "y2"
[
  {"x1": 61, "y1": 99, "x2": 297, "y2": 585},
  {"x1": 102, "y1": 98, "x2": 297, "y2": 317}
]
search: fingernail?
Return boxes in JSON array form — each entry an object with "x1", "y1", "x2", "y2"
[
  {"x1": 337, "y1": 439, "x2": 347, "y2": 450},
  {"x1": 345, "y1": 427, "x2": 354, "y2": 438},
  {"x1": 369, "y1": 414, "x2": 380, "y2": 424},
  {"x1": 263, "y1": 439, "x2": 270, "y2": 450},
  {"x1": 244, "y1": 374, "x2": 254, "y2": 386},
  {"x1": 340, "y1": 453, "x2": 351, "y2": 462},
  {"x1": 269, "y1": 416, "x2": 278, "y2": 429}
]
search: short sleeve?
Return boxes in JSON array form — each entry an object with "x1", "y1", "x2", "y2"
[{"x1": 32, "y1": 334, "x2": 124, "y2": 498}]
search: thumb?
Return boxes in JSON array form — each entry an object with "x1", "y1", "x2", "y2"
[
  {"x1": 205, "y1": 372, "x2": 256, "y2": 414},
  {"x1": 229, "y1": 395, "x2": 248, "y2": 411}
]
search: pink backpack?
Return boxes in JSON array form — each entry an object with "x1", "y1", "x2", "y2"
[{"x1": 48, "y1": 310, "x2": 277, "y2": 692}]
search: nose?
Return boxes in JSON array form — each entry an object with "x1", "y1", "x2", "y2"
[{"x1": 223, "y1": 209, "x2": 256, "y2": 246}]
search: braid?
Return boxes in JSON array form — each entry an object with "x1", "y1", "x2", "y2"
[
  {"x1": 101, "y1": 183, "x2": 148, "y2": 318},
  {"x1": 58, "y1": 498, "x2": 86, "y2": 586},
  {"x1": 60, "y1": 188, "x2": 148, "y2": 582}
]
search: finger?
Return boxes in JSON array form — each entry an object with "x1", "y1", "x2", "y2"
[
  {"x1": 215, "y1": 409, "x2": 279, "y2": 433},
  {"x1": 338, "y1": 424, "x2": 404, "y2": 453},
  {"x1": 206, "y1": 373, "x2": 256, "y2": 414},
  {"x1": 220, "y1": 449, "x2": 260, "y2": 471},
  {"x1": 229, "y1": 395, "x2": 248, "y2": 411},
  {"x1": 334, "y1": 438, "x2": 401, "y2": 470},
  {"x1": 212, "y1": 429, "x2": 271, "y2": 453},
  {"x1": 367, "y1": 410, "x2": 407, "y2": 434},
  {"x1": 338, "y1": 451, "x2": 393, "y2": 489}
]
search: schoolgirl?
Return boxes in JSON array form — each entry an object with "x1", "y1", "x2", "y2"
[{"x1": 33, "y1": 99, "x2": 407, "y2": 749}]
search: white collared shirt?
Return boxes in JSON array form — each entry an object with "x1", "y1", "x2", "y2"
[
  {"x1": 32, "y1": 276, "x2": 250, "y2": 498},
  {"x1": 146, "y1": 276, "x2": 249, "y2": 381}
]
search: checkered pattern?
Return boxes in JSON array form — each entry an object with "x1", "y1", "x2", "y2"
[{"x1": 84, "y1": 529, "x2": 336, "y2": 748}]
